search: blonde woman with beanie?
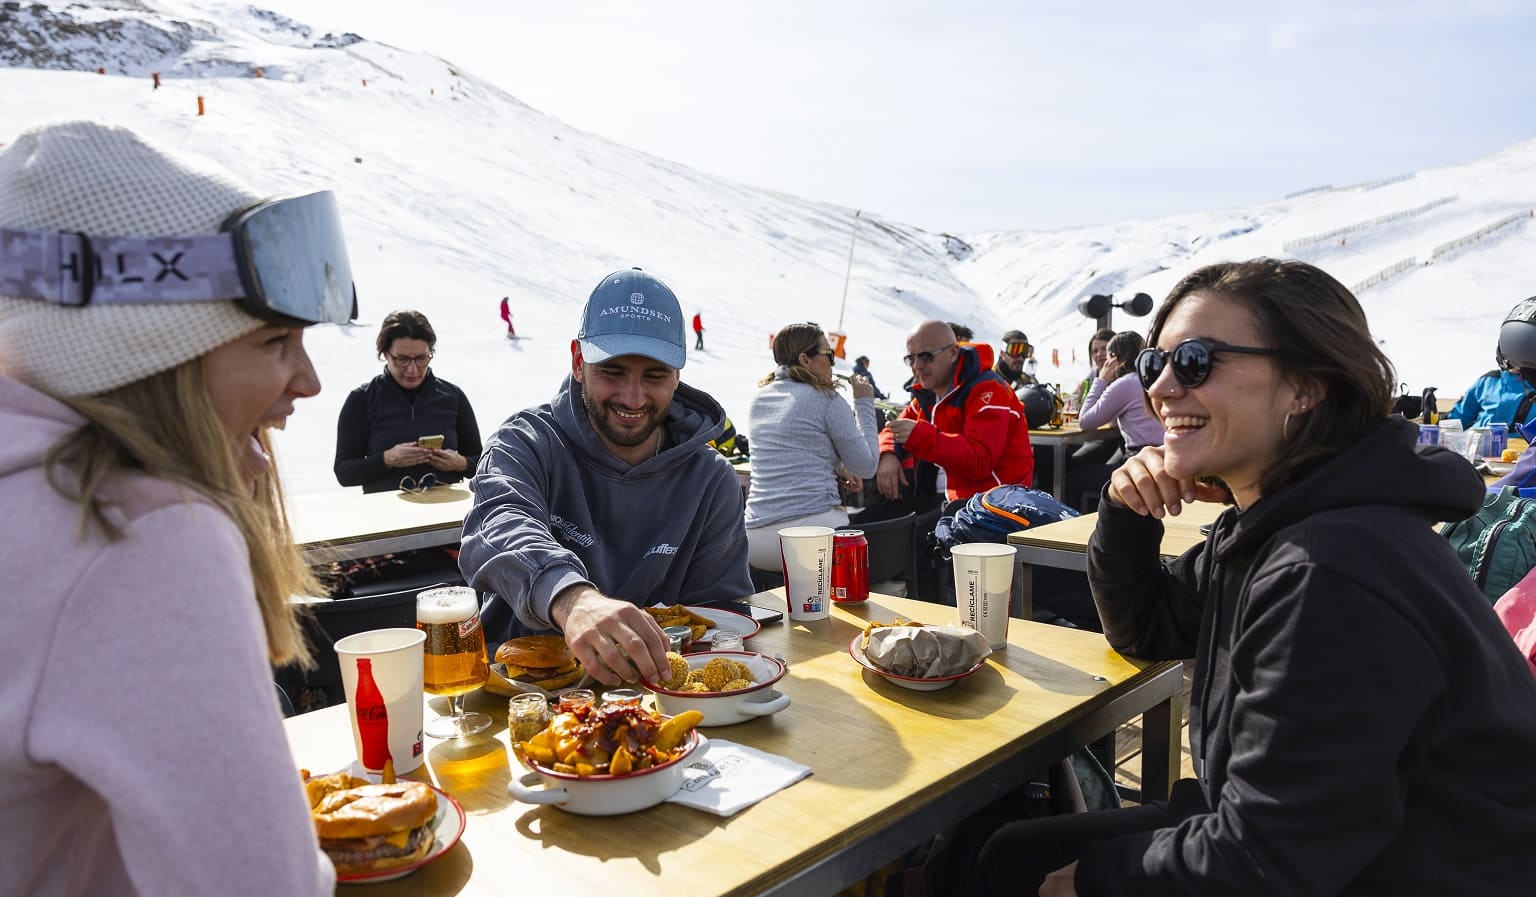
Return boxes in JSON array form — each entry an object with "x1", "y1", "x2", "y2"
[{"x1": 0, "y1": 122, "x2": 349, "y2": 894}]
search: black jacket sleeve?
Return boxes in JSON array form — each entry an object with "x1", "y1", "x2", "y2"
[
  {"x1": 1086, "y1": 492, "x2": 1207, "y2": 660},
  {"x1": 333, "y1": 388, "x2": 388, "y2": 488},
  {"x1": 453, "y1": 387, "x2": 483, "y2": 475}
]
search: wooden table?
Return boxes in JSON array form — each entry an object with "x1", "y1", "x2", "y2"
[
  {"x1": 288, "y1": 485, "x2": 473, "y2": 564},
  {"x1": 286, "y1": 591, "x2": 1183, "y2": 897},
  {"x1": 1026, "y1": 423, "x2": 1103, "y2": 500},
  {"x1": 1006, "y1": 501, "x2": 1226, "y2": 619}
]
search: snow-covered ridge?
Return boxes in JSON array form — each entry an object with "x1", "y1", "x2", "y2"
[{"x1": 0, "y1": 1, "x2": 365, "y2": 78}]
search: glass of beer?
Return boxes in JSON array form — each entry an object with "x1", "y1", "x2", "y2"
[{"x1": 416, "y1": 586, "x2": 491, "y2": 739}]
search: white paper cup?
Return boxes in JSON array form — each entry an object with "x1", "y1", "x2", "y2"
[
  {"x1": 951, "y1": 543, "x2": 1016, "y2": 650},
  {"x1": 335, "y1": 628, "x2": 427, "y2": 775},
  {"x1": 779, "y1": 525, "x2": 835, "y2": 621}
]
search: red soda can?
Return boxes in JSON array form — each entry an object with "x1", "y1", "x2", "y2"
[{"x1": 832, "y1": 530, "x2": 869, "y2": 604}]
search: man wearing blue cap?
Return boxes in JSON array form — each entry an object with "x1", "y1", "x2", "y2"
[{"x1": 460, "y1": 268, "x2": 754, "y2": 684}]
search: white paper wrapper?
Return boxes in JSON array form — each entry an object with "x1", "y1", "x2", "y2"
[
  {"x1": 666, "y1": 739, "x2": 812, "y2": 816},
  {"x1": 864, "y1": 625, "x2": 991, "y2": 679}
]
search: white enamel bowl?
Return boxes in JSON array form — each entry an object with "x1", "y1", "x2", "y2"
[
  {"x1": 645, "y1": 650, "x2": 790, "y2": 726},
  {"x1": 508, "y1": 727, "x2": 703, "y2": 816}
]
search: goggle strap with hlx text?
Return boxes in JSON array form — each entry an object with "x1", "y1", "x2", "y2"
[
  {"x1": 0, "y1": 228, "x2": 243, "y2": 308},
  {"x1": 0, "y1": 191, "x2": 355, "y2": 325}
]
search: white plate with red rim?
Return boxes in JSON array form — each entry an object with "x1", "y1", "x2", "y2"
[
  {"x1": 335, "y1": 781, "x2": 466, "y2": 884},
  {"x1": 847, "y1": 633, "x2": 987, "y2": 692},
  {"x1": 651, "y1": 604, "x2": 761, "y2": 645}
]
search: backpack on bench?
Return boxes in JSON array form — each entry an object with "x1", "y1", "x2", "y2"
[{"x1": 1442, "y1": 486, "x2": 1536, "y2": 602}]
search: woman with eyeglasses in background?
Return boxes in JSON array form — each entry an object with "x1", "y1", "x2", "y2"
[
  {"x1": 978, "y1": 259, "x2": 1536, "y2": 897},
  {"x1": 742, "y1": 323, "x2": 879, "y2": 571},
  {"x1": 334, "y1": 309, "x2": 482, "y2": 492}
]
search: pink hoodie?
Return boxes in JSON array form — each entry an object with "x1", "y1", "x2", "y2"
[
  {"x1": 1495, "y1": 569, "x2": 1536, "y2": 680},
  {"x1": 0, "y1": 375, "x2": 333, "y2": 896}
]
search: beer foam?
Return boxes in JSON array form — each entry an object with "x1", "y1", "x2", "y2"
[{"x1": 416, "y1": 589, "x2": 479, "y2": 624}]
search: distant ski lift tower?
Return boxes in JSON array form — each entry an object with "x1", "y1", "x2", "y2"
[{"x1": 832, "y1": 210, "x2": 862, "y2": 359}]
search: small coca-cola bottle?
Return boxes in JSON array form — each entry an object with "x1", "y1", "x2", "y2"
[{"x1": 354, "y1": 658, "x2": 392, "y2": 771}]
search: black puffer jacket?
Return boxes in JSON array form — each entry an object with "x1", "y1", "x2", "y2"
[
  {"x1": 1080, "y1": 416, "x2": 1536, "y2": 897},
  {"x1": 333, "y1": 370, "x2": 482, "y2": 493}
]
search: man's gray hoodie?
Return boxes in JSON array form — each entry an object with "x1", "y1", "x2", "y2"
[{"x1": 461, "y1": 375, "x2": 754, "y2": 645}]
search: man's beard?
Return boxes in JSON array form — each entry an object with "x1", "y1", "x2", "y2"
[{"x1": 582, "y1": 382, "x2": 666, "y2": 448}]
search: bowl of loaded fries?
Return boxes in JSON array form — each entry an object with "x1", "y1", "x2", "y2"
[{"x1": 508, "y1": 701, "x2": 704, "y2": 815}]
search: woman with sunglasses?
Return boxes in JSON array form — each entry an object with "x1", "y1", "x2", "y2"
[
  {"x1": 980, "y1": 259, "x2": 1536, "y2": 896},
  {"x1": 333, "y1": 309, "x2": 483, "y2": 492},
  {"x1": 742, "y1": 323, "x2": 879, "y2": 570},
  {"x1": 0, "y1": 123, "x2": 338, "y2": 893},
  {"x1": 1075, "y1": 330, "x2": 1164, "y2": 463}
]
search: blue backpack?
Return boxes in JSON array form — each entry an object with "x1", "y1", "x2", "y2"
[{"x1": 934, "y1": 484, "x2": 1079, "y2": 550}]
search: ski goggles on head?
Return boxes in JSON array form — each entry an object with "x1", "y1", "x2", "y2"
[
  {"x1": 1004, "y1": 341, "x2": 1031, "y2": 358},
  {"x1": 1135, "y1": 338, "x2": 1282, "y2": 390},
  {"x1": 0, "y1": 190, "x2": 356, "y2": 325}
]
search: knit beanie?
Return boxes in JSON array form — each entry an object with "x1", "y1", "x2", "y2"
[{"x1": 0, "y1": 121, "x2": 266, "y2": 397}]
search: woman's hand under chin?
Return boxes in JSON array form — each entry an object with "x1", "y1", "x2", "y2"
[{"x1": 1106, "y1": 445, "x2": 1226, "y2": 518}]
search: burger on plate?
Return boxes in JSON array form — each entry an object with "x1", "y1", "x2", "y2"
[
  {"x1": 307, "y1": 773, "x2": 438, "y2": 876},
  {"x1": 494, "y1": 634, "x2": 585, "y2": 690}
]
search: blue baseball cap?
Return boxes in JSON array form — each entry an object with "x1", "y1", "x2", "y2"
[{"x1": 577, "y1": 268, "x2": 687, "y2": 370}]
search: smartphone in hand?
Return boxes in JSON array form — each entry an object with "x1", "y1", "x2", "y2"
[{"x1": 417, "y1": 434, "x2": 444, "y2": 450}]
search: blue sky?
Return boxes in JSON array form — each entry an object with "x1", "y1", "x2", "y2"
[{"x1": 267, "y1": 0, "x2": 1536, "y2": 232}]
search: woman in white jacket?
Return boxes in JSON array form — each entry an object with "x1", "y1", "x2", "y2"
[{"x1": 743, "y1": 323, "x2": 880, "y2": 570}]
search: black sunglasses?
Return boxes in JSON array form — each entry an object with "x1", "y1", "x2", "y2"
[
  {"x1": 805, "y1": 349, "x2": 836, "y2": 362},
  {"x1": 1135, "y1": 338, "x2": 1281, "y2": 390},
  {"x1": 399, "y1": 472, "x2": 438, "y2": 494},
  {"x1": 902, "y1": 343, "x2": 955, "y2": 367}
]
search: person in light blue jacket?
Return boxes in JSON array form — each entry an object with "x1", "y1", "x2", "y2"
[
  {"x1": 743, "y1": 323, "x2": 881, "y2": 569},
  {"x1": 460, "y1": 269, "x2": 753, "y2": 686},
  {"x1": 1448, "y1": 368, "x2": 1536, "y2": 429}
]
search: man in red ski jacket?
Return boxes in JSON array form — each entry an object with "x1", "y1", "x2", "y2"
[{"x1": 877, "y1": 320, "x2": 1034, "y2": 502}]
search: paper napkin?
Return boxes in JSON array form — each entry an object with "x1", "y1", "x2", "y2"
[{"x1": 666, "y1": 739, "x2": 812, "y2": 816}]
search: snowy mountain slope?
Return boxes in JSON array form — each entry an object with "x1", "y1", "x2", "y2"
[
  {"x1": 3, "y1": 1, "x2": 1534, "y2": 494},
  {"x1": 958, "y1": 145, "x2": 1536, "y2": 385}
]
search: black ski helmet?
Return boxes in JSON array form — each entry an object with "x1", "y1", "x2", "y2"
[
  {"x1": 1017, "y1": 384, "x2": 1056, "y2": 429},
  {"x1": 1497, "y1": 296, "x2": 1536, "y2": 374}
]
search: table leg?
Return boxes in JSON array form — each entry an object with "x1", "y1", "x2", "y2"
[
  {"x1": 1140, "y1": 688, "x2": 1182, "y2": 801},
  {"x1": 1010, "y1": 559, "x2": 1033, "y2": 620},
  {"x1": 1053, "y1": 441, "x2": 1067, "y2": 501}
]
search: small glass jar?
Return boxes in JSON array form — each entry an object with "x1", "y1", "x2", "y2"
[
  {"x1": 508, "y1": 693, "x2": 549, "y2": 743},
  {"x1": 602, "y1": 687, "x2": 644, "y2": 709},
  {"x1": 662, "y1": 625, "x2": 693, "y2": 653},
  {"x1": 712, "y1": 632, "x2": 745, "y2": 653},
  {"x1": 555, "y1": 688, "x2": 596, "y2": 712}
]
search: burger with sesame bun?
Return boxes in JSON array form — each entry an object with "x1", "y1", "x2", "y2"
[
  {"x1": 307, "y1": 773, "x2": 438, "y2": 876},
  {"x1": 494, "y1": 635, "x2": 585, "y2": 690}
]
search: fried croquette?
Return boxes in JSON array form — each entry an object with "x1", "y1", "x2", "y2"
[{"x1": 662, "y1": 652, "x2": 691, "y2": 690}]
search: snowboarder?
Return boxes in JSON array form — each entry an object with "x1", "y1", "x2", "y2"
[
  {"x1": 500, "y1": 296, "x2": 516, "y2": 339},
  {"x1": 693, "y1": 312, "x2": 705, "y2": 350}
]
